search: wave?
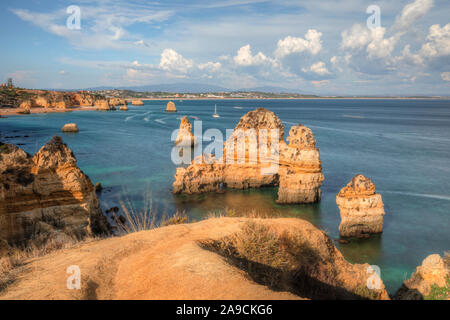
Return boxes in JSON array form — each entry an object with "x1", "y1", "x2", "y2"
[
  {"x1": 343, "y1": 114, "x2": 365, "y2": 119},
  {"x1": 234, "y1": 106, "x2": 243, "y2": 109},
  {"x1": 125, "y1": 114, "x2": 139, "y2": 122},
  {"x1": 382, "y1": 191, "x2": 450, "y2": 201},
  {"x1": 155, "y1": 118, "x2": 166, "y2": 124}
]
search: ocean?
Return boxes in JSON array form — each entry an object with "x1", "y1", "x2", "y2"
[{"x1": 1, "y1": 99, "x2": 449, "y2": 294}]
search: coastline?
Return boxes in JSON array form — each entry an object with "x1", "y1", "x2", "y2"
[{"x1": 1, "y1": 96, "x2": 449, "y2": 117}]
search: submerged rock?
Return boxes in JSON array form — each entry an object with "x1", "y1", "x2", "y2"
[
  {"x1": 173, "y1": 108, "x2": 324, "y2": 204},
  {"x1": 394, "y1": 254, "x2": 449, "y2": 300},
  {"x1": 175, "y1": 116, "x2": 197, "y2": 147},
  {"x1": 61, "y1": 123, "x2": 79, "y2": 133},
  {"x1": 166, "y1": 101, "x2": 177, "y2": 112},
  {"x1": 0, "y1": 136, "x2": 110, "y2": 247},
  {"x1": 336, "y1": 174, "x2": 385, "y2": 238}
]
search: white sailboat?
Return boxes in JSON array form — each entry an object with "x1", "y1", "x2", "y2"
[{"x1": 213, "y1": 104, "x2": 220, "y2": 118}]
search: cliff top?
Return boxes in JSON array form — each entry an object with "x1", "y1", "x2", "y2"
[{"x1": 0, "y1": 217, "x2": 388, "y2": 300}]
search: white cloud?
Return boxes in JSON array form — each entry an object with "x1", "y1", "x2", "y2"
[
  {"x1": 441, "y1": 72, "x2": 450, "y2": 81},
  {"x1": 11, "y1": 3, "x2": 173, "y2": 50},
  {"x1": 420, "y1": 23, "x2": 450, "y2": 58},
  {"x1": 275, "y1": 29, "x2": 322, "y2": 57},
  {"x1": 234, "y1": 45, "x2": 275, "y2": 66},
  {"x1": 393, "y1": 0, "x2": 434, "y2": 31},
  {"x1": 159, "y1": 49, "x2": 194, "y2": 73},
  {"x1": 341, "y1": 25, "x2": 398, "y2": 59},
  {"x1": 302, "y1": 62, "x2": 330, "y2": 75},
  {"x1": 198, "y1": 62, "x2": 222, "y2": 72}
]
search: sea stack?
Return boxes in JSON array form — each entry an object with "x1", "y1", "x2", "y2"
[
  {"x1": 0, "y1": 137, "x2": 110, "y2": 246},
  {"x1": 120, "y1": 105, "x2": 129, "y2": 111},
  {"x1": 173, "y1": 108, "x2": 324, "y2": 204},
  {"x1": 166, "y1": 101, "x2": 177, "y2": 112},
  {"x1": 394, "y1": 254, "x2": 449, "y2": 300},
  {"x1": 95, "y1": 99, "x2": 111, "y2": 111},
  {"x1": 336, "y1": 174, "x2": 385, "y2": 238},
  {"x1": 132, "y1": 100, "x2": 145, "y2": 106},
  {"x1": 61, "y1": 123, "x2": 79, "y2": 133},
  {"x1": 277, "y1": 124, "x2": 324, "y2": 203},
  {"x1": 175, "y1": 116, "x2": 197, "y2": 147}
]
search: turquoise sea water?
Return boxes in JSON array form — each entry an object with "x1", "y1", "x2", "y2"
[{"x1": 1, "y1": 99, "x2": 449, "y2": 294}]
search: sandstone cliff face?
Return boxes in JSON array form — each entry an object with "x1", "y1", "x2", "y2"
[
  {"x1": 108, "y1": 98, "x2": 127, "y2": 107},
  {"x1": 173, "y1": 108, "x2": 323, "y2": 204},
  {"x1": 336, "y1": 174, "x2": 385, "y2": 238},
  {"x1": 2, "y1": 89, "x2": 109, "y2": 110},
  {"x1": 95, "y1": 99, "x2": 111, "y2": 111},
  {"x1": 394, "y1": 254, "x2": 449, "y2": 300},
  {"x1": 0, "y1": 137, "x2": 110, "y2": 247},
  {"x1": 166, "y1": 101, "x2": 177, "y2": 112},
  {"x1": 174, "y1": 116, "x2": 197, "y2": 147}
]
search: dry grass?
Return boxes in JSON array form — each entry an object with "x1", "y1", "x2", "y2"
[
  {"x1": 200, "y1": 221, "x2": 372, "y2": 300},
  {"x1": 112, "y1": 191, "x2": 189, "y2": 234},
  {"x1": 207, "y1": 208, "x2": 283, "y2": 220},
  {"x1": 0, "y1": 236, "x2": 97, "y2": 292},
  {"x1": 200, "y1": 221, "x2": 322, "y2": 291}
]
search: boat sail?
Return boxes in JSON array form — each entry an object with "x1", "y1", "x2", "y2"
[{"x1": 213, "y1": 104, "x2": 220, "y2": 118}]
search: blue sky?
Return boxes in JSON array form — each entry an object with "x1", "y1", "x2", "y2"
[{"x1": 0, "y1": 0, "x2": 449, "y2": 95}]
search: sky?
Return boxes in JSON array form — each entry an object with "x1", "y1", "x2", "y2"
[{"x1": 0, "y1": 0, "x2": 449, "y2": 95}]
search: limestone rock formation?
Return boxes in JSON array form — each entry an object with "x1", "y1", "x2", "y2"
[
  {"x1": 0, "y1": 137, "x2": 110, "y2": 247},
  {"x1": 336, "y1": 174, "x2": 385, "y2": 238},
  {"x1": 119, "y1": 105, "x2": 129, "y2": 111},
  {"x1": 95, "y1": 99, "x2": 111, "y2": 111},
  {"x1": 166, "y1": 101, "x2": 177, "y2": 112},
  {"x1": 0, "y1": 218, "x2": 389, "y2": 300},
  {"x1": 394, "y1": 254, "x2": 449, "y2": 300},
  {"x1": 61, "y1": 123, "x2": 79, "y2": 133},
  {"x1": 131, "y1": 100, "x2": 144, "y2": 106},
  {"x1": 108, "y1": 98, "x2": 127, "y2": 107},
  {"x1": 174, "y1": 116, "x2": 197, "y2": 147},
  {"x1": 74, "y1": 92, "x2": 95, "y2": 106},
  {"x1": 173, "y1": 108, "x2": 324, "y2": 204},
  {"x1": 17, "y1": 105, "x2": 31, "y2": 114}
]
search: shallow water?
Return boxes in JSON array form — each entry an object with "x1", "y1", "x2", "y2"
[{"x1": 1, "y1": 99, "x2": 449, "y2": 294}]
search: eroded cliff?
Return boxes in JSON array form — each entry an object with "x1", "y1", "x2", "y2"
[{"x1": 0, "y1": 137, "x2": 110, "y2": 247}]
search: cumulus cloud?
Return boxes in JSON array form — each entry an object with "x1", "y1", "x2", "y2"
[
  {"x1": 159, "y1": 49, "x2": 194, "y2": 73},
  {"x1": 198, "y1": 61, "x2": 222, "y2": 72},
  {"x1": 341, "y1": 25, "x2": 398, "y2": 59},
  {"x1": 234, "y1": 45, "x2": 276, "y2": 66},
  {"x1": 441, "y1": 72, "x2": 450, "y2": 81},
  {"x1": 420, "y1": 23, "x2": 450, "y2": 58},
  {"x1": 302, "y1": 62, "x2": 330, "y2": 75},
  {"x1": 392, "y1": 0, "x2": 434, "y2": 31},
  {"x1": 275, "y1": 30, "x2": 322, "y2": 57}
]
